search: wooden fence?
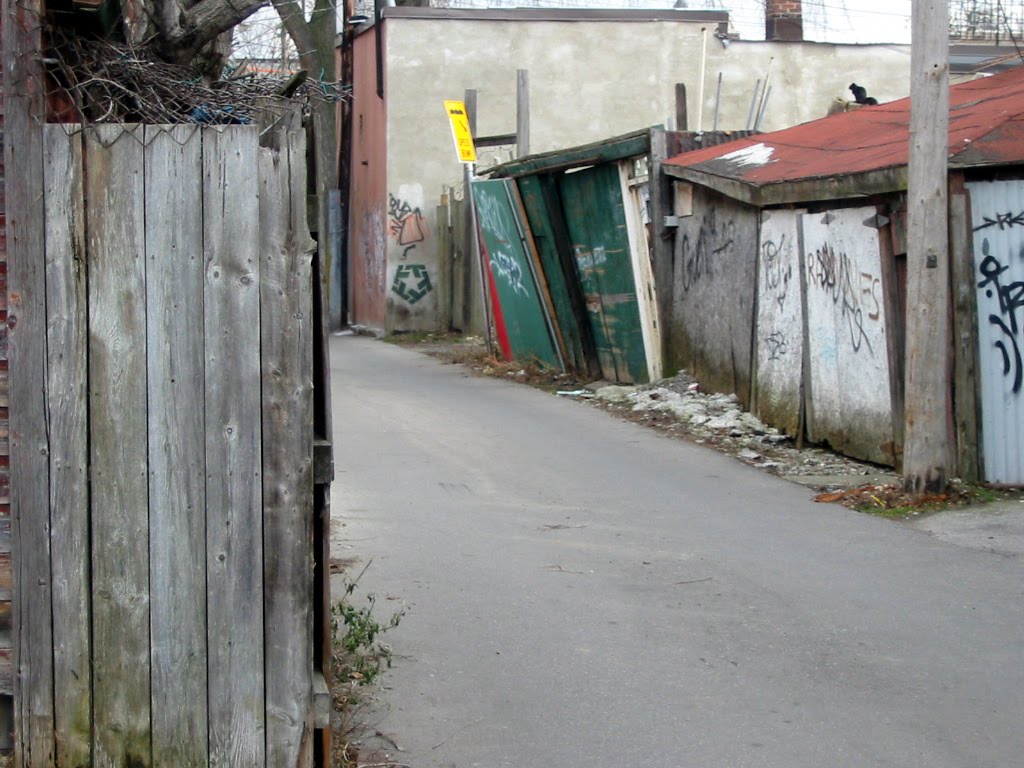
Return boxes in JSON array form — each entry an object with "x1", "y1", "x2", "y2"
[{"x1": 8, "y1": 122, "x2": 329, "y2": 766}]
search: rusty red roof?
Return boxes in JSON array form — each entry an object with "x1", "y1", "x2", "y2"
[{"x1": 664, "y1": 67, "x2": 1024, "y2": 205}]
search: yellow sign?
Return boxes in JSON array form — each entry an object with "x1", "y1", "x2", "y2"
[{"x1": 444, "y1": 100, "x2": 477, "y2": 164}]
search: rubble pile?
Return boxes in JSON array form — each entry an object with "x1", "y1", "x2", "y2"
[{"x1": 589, "y1": 371, "x2": 890, "y2": 482}]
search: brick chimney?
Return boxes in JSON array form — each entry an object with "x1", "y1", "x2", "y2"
[{"x1": 765, "y1": 0, "x2": 803, "y2": 41}]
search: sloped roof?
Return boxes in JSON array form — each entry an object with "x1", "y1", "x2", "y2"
[{"x1": 664, "y1": 67, "x2": 1024, "y2": 206}]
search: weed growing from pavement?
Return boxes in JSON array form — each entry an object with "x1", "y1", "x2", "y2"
[{"x1": 331, "y1": 564, "x2": 406, "y2": 766}]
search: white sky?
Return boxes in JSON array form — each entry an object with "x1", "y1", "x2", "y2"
[{"x1": 233, "y1": 0, "x2": 915, "y2": 64}]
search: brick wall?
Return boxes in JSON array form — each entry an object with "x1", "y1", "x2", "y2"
[{"x1": 765, "y1": 0, "x2": 803, "y2": 41}]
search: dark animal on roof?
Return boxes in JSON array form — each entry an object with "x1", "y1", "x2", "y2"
[{"x1": 849, "y1": 83, "x2": 879, "y2": 105}]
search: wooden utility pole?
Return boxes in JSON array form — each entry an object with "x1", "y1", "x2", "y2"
[{"x1": 904, "y1": 0, "x2": 951, "y2": 494}]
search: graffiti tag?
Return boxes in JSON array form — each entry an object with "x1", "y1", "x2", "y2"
[
  {"x1": 391, "y1": 264, "x2": 433, "y2": 305},
  {"x1": 973, "y1": 210, "x2": 1024, "y2": 233},
  {"x1": 388, "y1": 193, "x2": 427, "y2": 260},
  {"x1": 764, "y1": 330, "x2": 788, "y2": 361},
  {"x1": 977, "y1": 237, "x2": 1024, "y2": 393},
  {"x1": 679, "y1": 209, "x2": 736, "y2": 292},
  {"x1": 761, "y1": 234, "x2": 792, "y2": 311},
  {"x1": 490, "y1": 251, "x2": 529, "y2": 297},
  {"x1": 806, "y1": 243, "x2": 881, "y2": 356}
]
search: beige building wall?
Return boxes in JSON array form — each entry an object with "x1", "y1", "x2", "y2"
[{"x1": 374, "y1": 10, "x2": 910, "y2": 332}]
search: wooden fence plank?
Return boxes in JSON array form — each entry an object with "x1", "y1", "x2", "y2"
[
  {"x1": 87, "y1": 124, "x2": 151, "y2": 768},
  {"x1": 261, "y1": 129, "x2": 315, "y2": 768},
  {"x1": 43, "y1": 124, "x2": 91, "y2": 767},
  {"x1": 3, "y1": 0, "x2": 56, "y2": 760},
  {"x1": 203, "y1": 126, "x2": 266, "y2": 768},
  {"x1": 144, "y1": 124, "x2": 208, "y2": 767}
]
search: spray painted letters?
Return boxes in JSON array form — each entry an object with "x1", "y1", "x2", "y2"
[
  {"x1": 678, "y1": 209, "x2": 736, "y2": 292},
  {"x1": 806, "y1": 242, "x2": 881, "y2": 355},
  {"x1": 388, "y1": 192, "x2": 427, "y2": 260},
  {"x1": 976, "y1": 237, "x2": 1024, "y2": 393}
]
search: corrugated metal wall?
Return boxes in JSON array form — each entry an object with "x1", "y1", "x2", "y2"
[{"x1": 967, "y1": 180, "x2": 1024, "y2": 483}]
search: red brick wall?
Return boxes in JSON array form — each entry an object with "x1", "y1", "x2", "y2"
[{"x1": 765, "y1": 0, "x2": 803, "y2": 41}]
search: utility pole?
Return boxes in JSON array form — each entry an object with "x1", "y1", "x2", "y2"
[{"x1": 904, "y1": 0, "x2": 951, "y2": 494}]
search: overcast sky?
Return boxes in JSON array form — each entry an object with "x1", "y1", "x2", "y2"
[{"x1": 234, "y1": 0, "x2": 916, "y2": 63}]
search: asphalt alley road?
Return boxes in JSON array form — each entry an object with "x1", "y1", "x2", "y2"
[{"x1": 329, "y1": 335, "x2": 1023, "y2": 768}]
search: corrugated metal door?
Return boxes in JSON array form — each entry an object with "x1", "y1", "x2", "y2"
[
  {"x1": 559, "y1": 164, "x2": 649, "y2": 383},
  {"x1": 967, "y1": 180, "x2": 1024, "y2": 483}
]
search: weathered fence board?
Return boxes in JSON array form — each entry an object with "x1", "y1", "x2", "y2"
[
  {"x1": 145, "y1": 125, "x2": 208, "y2": 766},
  {"x1": 203, "y1": 126, "x2": 266, "y2": 767},
  {"x1": 754, "y1": 209, "x2": 805, "y2": 436},
  {"x1": 12, "y1": 120, "x2": 322, "y2": 767},
  {"x1": 42, "y1": 125, "x2": 91, "y2": 766},
  {"x1": 801, "y1": 206, "x2": 895, "y2": 465},
  {"x1": 5, "y1": 0, "x2": 55, "y2": 758},
  {"x1": 87, "y1": 124, "x2": 152, "y2": 767},
  {"x1": 261, "y1": 130, "x2": 316, "y2": 768}
]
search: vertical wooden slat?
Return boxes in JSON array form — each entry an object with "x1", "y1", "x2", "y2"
[
  {"x1": 3, "y1": 0, "x2": 55, "y2": 762},
  {"x1": 949, "y1": 176, "x2": 980, "y2": 482},
  {"x1": 261, "y1": 129, "x2": 315, "y2": 768},
  {"x1": 145, "y1": 124, "x2": 207, "y2": 766},
  {"x1": 203, "y1": 126, "x2": 266, "y2": 768},
  {"x1": 88, "y1": 124, "x2": 151, "y2": 768},
  {"x1": 43, "y1": 125, "x2": 91, "y2": 767}
]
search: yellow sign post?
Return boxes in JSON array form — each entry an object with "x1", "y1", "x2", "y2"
[{"x1": 444, "y1": 100, "x2": 477, "y2": 164}]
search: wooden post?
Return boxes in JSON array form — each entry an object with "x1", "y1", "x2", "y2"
[
  {"x1": 261, "y1": 128, "x2": 316, "y2": 768},
  {"x1": 4, "y1": 0, "x2": 55, "y2": 760},
  {"x1": 463, "y1": 90, "x2": 493, "y2": 354},
  {"x1": 949, "y1": 174, "x2": 981, "y2": 482},
  {"x1": 516, "y1": 69, "x2": 530, "y2": 158},
  {"x1": 648, "y1": 128, "x2": 679, "y2": 372},
  {"x1": 904, "y1": 0, "x2": 951, "y2": 494},
  {"x1": 674, "y1": 83, "x2": 688, "y2": 131}
]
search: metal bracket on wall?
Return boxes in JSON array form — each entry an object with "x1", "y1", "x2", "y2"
[{"x1": 863, "y1": 213, "x2": 891, "y2": 229}]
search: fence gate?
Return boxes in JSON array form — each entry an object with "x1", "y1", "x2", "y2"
[
  {"x1": 967, "y1": 179, "x2": 1024, "y2": 483},
  {"x1": 10, "y1": 122, "x2": 327, "y2": 767}
]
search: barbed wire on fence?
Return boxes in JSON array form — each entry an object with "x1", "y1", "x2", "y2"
[{"x1": 42, "y1": 24, "x2": 349, "y2": 131}]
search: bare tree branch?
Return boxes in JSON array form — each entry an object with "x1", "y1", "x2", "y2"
[{"x1": 156, "y1": 0, "x2": 270, "y2": 64}]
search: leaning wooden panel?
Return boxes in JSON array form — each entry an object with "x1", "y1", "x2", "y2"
[
  {"x1": 144, "y1": 125, "x2": 208, "y2": 767},
  {"x1": 203, "y1": 126, "x2": 266, "y2": 768},
  {"x1": 43, "y1": 124, "x2": 91, "y2": 767},
  {"x1": 4, "y1": 0, "x2": 56, "y2": 760},
  {"x1": 261, "y1": 130, "x2": 316, "y2": 768},
  {"x1": 87, "y1": 124, "x2": 151, "y2": 767}
]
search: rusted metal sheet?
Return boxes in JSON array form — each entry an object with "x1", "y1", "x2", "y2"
[
  {"x1": 471, "y1": 179, "x2": 562, "y2": 368},
  {"x1": 801, "y1": 206, "x2": 896, "y2": 465},
  {"x1": 664, "y1": 67, "x2": 1024, "y2": 205},
  {"x1": 967, "y1": 179, "x2": 1024, "y2": 483},
  {"x1": 755, "y1": 209, "x2": 805, "y2": 436},
  {"x1": 560, "y1": 163, "x2": 649, "y2": 383}
]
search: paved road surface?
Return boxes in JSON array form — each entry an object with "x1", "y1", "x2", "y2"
[{"x1": 329, "y1": 335, "x2": 1023, "y2": 768}]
